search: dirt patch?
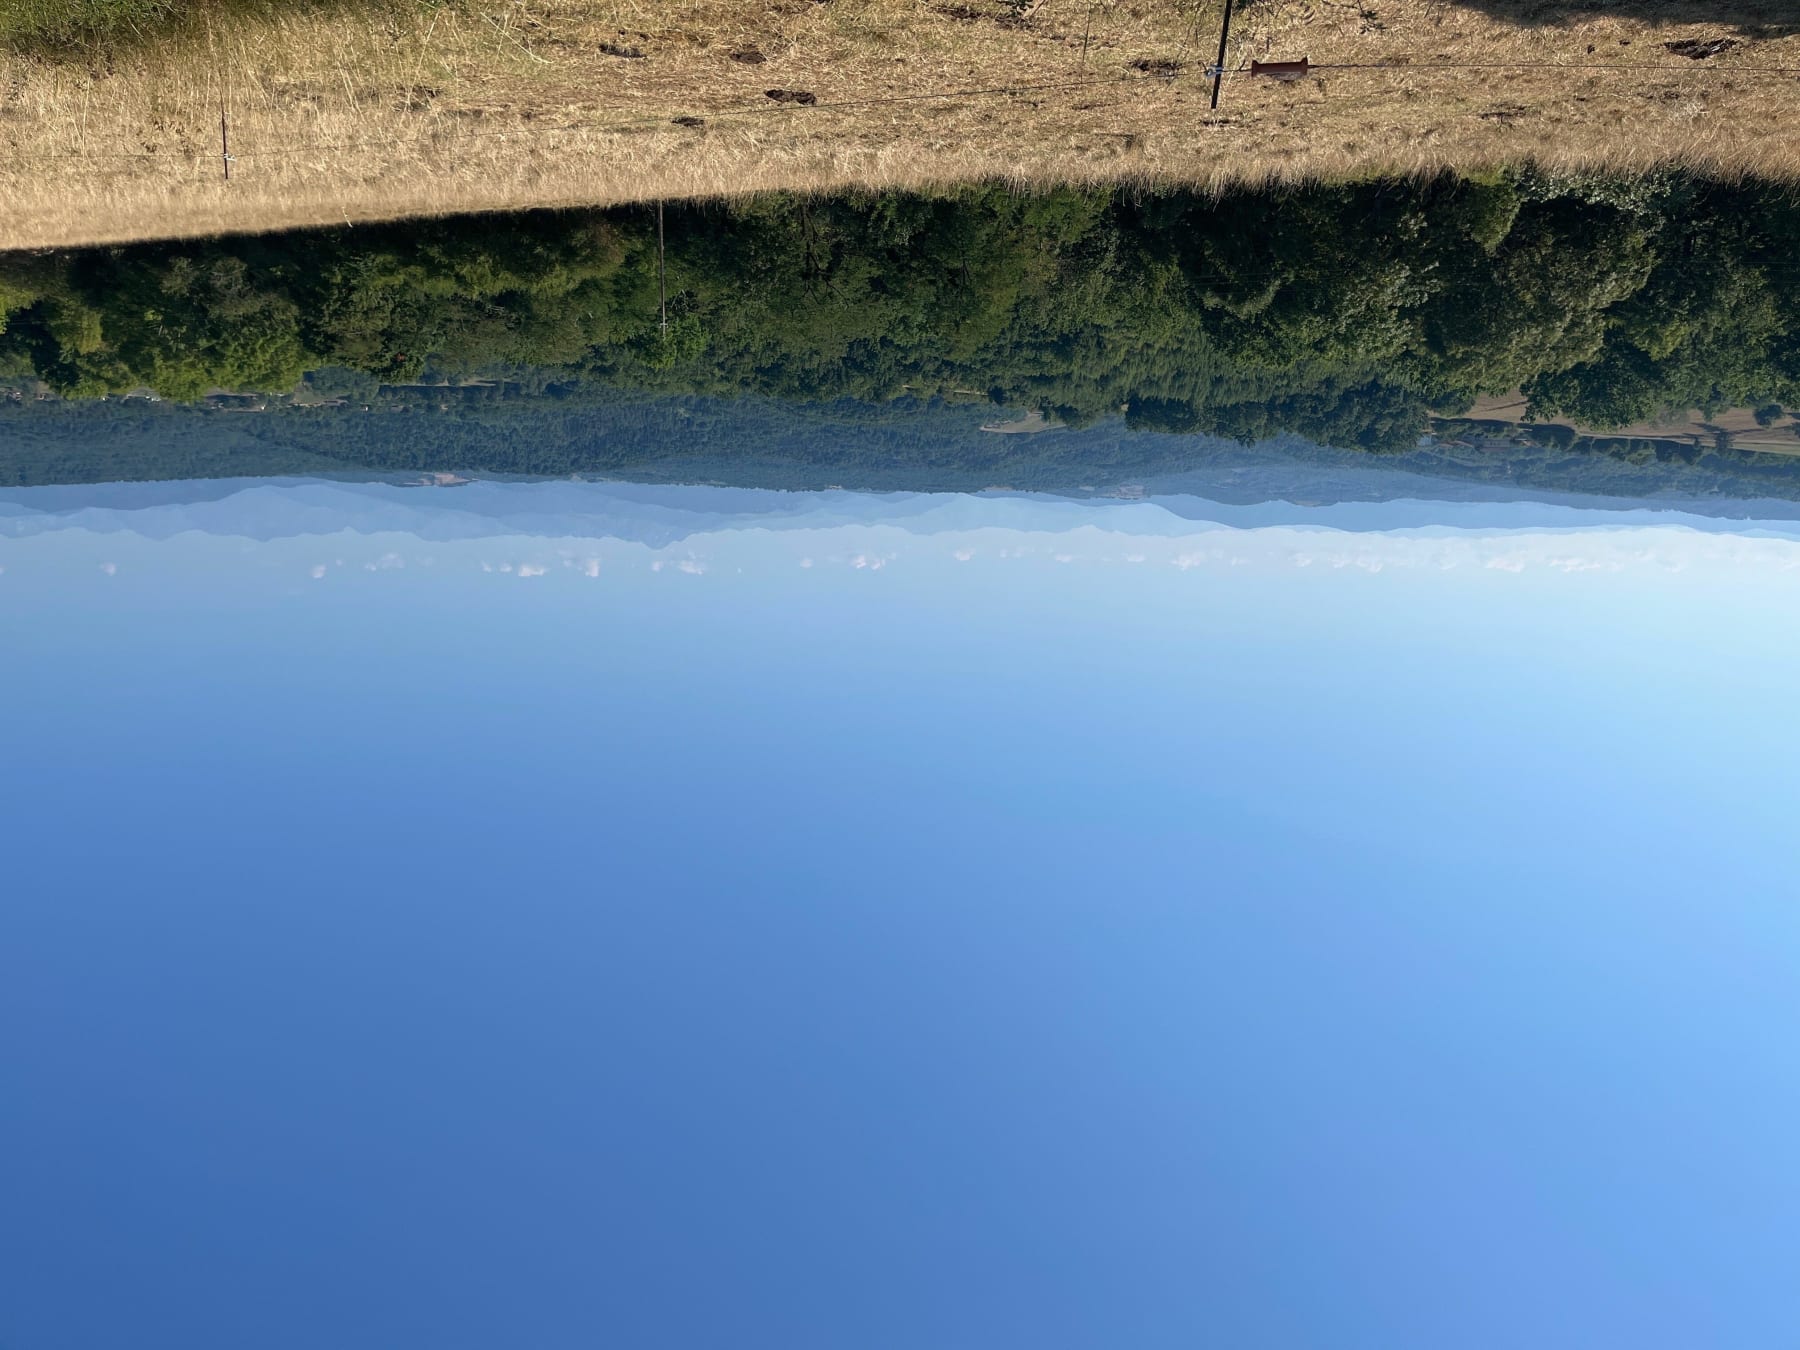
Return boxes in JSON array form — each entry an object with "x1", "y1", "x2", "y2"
[
  {"x1": 933, "y1": 4, "x2": 988, "y2": 21},
  {"x1": 981, "y1": 409, "x2": 1063, "y2": 434},
  {"x1": 1663, "y1": 37, "x2": 1738, "y2": 58}
]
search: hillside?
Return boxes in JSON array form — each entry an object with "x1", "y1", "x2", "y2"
[{"x1": 4, "y1": 0, "x2": 1800, "y2": 247}]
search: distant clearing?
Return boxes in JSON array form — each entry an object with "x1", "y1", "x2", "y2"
[
  {"x1": 1458, "y1": 394, "x2": 1800, "y2": 455},
  {"x1": 4, "y1": 0, "x2": 1800, "y2": 248}
]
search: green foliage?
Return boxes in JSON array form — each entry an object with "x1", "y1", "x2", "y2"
[
  {"x1": 0, "y1": 277, "x2": 38, "y2": 339},
  {"x1": 1458, "y1": 180, "x2": 1522, "y2": 254},
  {"x1": 631, "y1": 314, "x2": 707, "y2": 371},
  {"x1": 5, "y1": 172, "x2": 1800, "y2": 456}
]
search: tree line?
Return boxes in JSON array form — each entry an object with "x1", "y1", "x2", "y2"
[{"x1": 4, "y1": 170, "x2": 1799, "y2": 454}]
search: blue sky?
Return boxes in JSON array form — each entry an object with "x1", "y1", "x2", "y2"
[{"x1": 4, "y1": 482, "x2": 1800, "y2": 1349}]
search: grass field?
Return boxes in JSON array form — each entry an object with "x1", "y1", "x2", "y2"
[{"x1": 3, "y1": 0, "x2": 1799, "y2": 248}]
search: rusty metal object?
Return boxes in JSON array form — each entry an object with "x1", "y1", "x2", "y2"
[{"x1": 1250, "y1": 58, "x2": 1311, "y2": 81}]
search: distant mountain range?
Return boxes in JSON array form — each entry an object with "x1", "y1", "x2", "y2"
[{"x1": 8, "y1": 475, "x2": 1800, "y2": 553}]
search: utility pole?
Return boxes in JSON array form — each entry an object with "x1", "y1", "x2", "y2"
[{"x1": 220, "y1": 100, "x2": 232, "y2": 182}]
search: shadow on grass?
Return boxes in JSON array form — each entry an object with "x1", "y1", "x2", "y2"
[
  {"x1": 12, "y1": 0, "x2": 1799, "y2": 59},
  {"x1": 1, "y1": 0, "x2": 419, "y2": 56},
  {"x1": 1399, "y1": 0, "x2": 1797, "y2": 37}
]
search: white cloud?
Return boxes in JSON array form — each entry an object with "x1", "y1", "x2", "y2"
[
  {"x1": 310, "y1": 564, "x2": 327, "y2": 579},
  {"x1": 583, "y1": 558, "x2": 601, "y2": 578},
  {"x1": 517, "y1": 564, "x2": 547, "y2": 578},
  {"x1": 799, "y1": 557, "x2": 814, "y2": 569},
  {"x1": 99, "y1": 562, "x2": 117, "y2": 576},
  {"x1": 953, "y1": 549, "x2": 974, "y2": 562},
  {"x1": 677, "y1": 559, "x2": 706, "y2": 575}
]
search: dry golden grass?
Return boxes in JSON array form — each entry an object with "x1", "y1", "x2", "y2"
[{"x1": 3, "y1": 0, "x2": 1800, "y2": 248}]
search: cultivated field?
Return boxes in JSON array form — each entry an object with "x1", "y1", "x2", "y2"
[{"x1": 2, "y1": 0, "x2": 1799, "y2": 248}]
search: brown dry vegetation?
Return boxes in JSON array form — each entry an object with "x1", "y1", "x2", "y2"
[
  {"x1": 1461, "y1": 394, "x2": 1800, "y2": 453},
  {"x1": 3, "y1": 0, "x2": 1800, "y2": 248}
]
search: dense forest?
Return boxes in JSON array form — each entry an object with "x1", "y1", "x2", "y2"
[
  {"x1": 10, "y1": 381, "x2": 1800, "y2": 504},
  {"x1": 3, "y1": 171, "x2": 1799, "y2": 455}
]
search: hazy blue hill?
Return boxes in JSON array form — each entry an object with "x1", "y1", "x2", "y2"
[{"x1": 9, "y1": 385, "x2": 1800, "y2": 515}]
